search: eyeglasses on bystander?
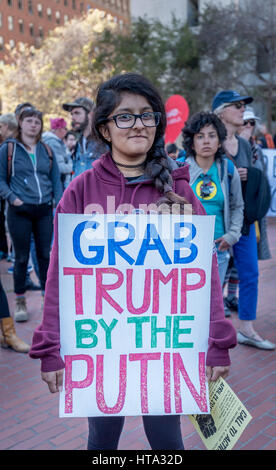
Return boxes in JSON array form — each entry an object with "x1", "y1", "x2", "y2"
[
  {"x1": 224, "y1": 102, "x2": 245, "y2": 110},
  {"x1": 243, "y1": 120, "x2": 255, "y2": 127}
]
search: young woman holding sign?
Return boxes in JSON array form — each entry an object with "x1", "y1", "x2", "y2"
[{"x1": 30, "y1": 73, "x2": 236, "y2": 450}]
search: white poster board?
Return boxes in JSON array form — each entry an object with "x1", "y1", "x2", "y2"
[
  {"x1": 262, "y1": 149, "x2": 276, "y2": 217},
  {"x1": 58, "y1": 213, "x2": 215, "y2": 417}
]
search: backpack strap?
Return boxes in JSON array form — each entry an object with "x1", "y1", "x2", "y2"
[
  {"x1": 227, "y1": 158, "x2": 234, "y2": 178},
  {"x1": 6, "y1": 141, "x2": 53, "y2": 181},
  {"x1": 7, "y1": 142, "x2": 14, "y2": 182},
  {"x1": 41, "y1": 141, "x2": 53, "y2": 171},
  {"x1": 221, "y1": 157, "x2": 234, "y2": 193}
]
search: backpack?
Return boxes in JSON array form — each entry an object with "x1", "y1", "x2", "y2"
[
  {"x1": 221, "y1": 157, "x2": 234, "y2": 193},
  {"x1": 7, "y1": 141, "x2": 53, "y2": 182}
]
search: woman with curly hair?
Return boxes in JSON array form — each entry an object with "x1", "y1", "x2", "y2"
[{"x1": 182, "y1": 111, "x2": 244, "y2": 287}]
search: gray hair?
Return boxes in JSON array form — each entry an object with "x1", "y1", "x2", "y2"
[
  {"x1": 0, "y1": 113, "x2": 17, "y2": 131},
  {"x1": 213, "y1": 103, "x2": 231, "y2": 116}
]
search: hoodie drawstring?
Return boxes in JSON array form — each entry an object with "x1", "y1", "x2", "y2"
[
  {"x1": 130, "y1": 182, "x2": 143, "y2": 208},
  {"x1": 118, "y1": 172, "x2": 126, "y2": 209}
]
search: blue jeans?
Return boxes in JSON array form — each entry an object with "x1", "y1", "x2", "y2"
[
  {"x1": 233, "y1": 224, "x2": 258, "y2": 321},
  {"x1": 87, "y1": 415, "x2": 184, "y2": 450},
  {"x1": 216, "y1": 244, "x2": 230, "y2": 287}
]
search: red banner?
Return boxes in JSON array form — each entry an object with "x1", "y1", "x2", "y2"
[{"x1": 164, "y1": 95, "x2": 189, "y2": 144}]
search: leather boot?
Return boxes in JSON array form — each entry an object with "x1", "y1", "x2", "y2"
[
  {"x1": 14, "y1": 296, "x2": 28, "y2": 322},
  {"x1": 0, "y1": 317, "x2": 30, "y2": 353}
]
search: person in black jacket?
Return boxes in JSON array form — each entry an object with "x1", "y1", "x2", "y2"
[{"x1": 212, "y1": 90, "x2": 275, "y2": 350}]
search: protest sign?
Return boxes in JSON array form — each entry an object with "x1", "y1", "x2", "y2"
[
  {"x1": 189, "y1": 378, "x2": 252, "y2": 450},
  {"x1": 164, "y1": 95, "x2": 189, "y2": 144},
  {"x1": 262, "y1": 149, "x2": 276, "y2": 217},
  {"x1": 58, "y1": 213, "x2": 215, "y2": 418}
]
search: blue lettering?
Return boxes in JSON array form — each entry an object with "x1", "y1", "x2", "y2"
[
  {"x1": 174, "y1": 222, "x2": 198, "y2": 264},
  {"x1": 108, "y1": 222, "x2": 135, "y2": 265},
  {"x1": 73, "y1": 221, "x2": 104, "y2": 265},
  {"x1": 136, "y1": 223, "x2": 172, "y2": 265}
]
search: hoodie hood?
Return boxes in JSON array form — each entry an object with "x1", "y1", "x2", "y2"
[
  {"x1": 42, "y1": 131, "x2": 61, "y2": 142},
  {"x1": 60, "y1": 151, "x2": 197, "y2": 215},
  {"x1": 92, "y1": 152, "x2": 190, "y2": 187},
  {"x1": 91, "y1": 152, "x2": 191, "y2": 209}
]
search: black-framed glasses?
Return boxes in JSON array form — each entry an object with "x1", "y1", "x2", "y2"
[
  {"x1": 225, "y1": 102, "x2": 245, "y2": 110},
  {"x1": 243, "y1": 119, "x2": 255, "y2": 127},
  {"x1": 200, "y1": 175, "x2": 212, "y2": 198},
  {"x1": 107, "y1": 112, "x2": 161, "y2": 129}
]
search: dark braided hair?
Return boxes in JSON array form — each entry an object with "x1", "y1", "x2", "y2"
[{"x1": 92, "y1": 73, "x2": 175, "y2": 196}]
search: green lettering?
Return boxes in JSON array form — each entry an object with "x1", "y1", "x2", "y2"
[
  {"x1": 98, "y1": 318, "x2": 118, "y2": 349},
  {"x1": 151, "y1": 316, "x2": 172, "y2": 348},
  {"x1": 173, "y1": 315, "x2": 194, "y2": 348},
  {"x1": 75, "y1": 319, "x2": 98, "y2": 348},
  {"x1": 127, "y1": 316, "x2": 150, "y2": 347}
]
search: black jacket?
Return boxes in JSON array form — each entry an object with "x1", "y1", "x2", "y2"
[{"x1": 242, "y1": 167, "x2": 271, "y2": 235}]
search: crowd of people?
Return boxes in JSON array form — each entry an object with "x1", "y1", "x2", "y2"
[
  {"x1": 0, "y1": 72, "x2": 274, "y2": 450},
  {"x1": 0, "y1": 97, "x2": 106, "y2": 352}
]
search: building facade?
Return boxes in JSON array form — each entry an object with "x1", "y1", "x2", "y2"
[
  {"x1": 0, "y1": 0, "x2": 130, "y2": 62},
  {"x1": 130, "y1": 0, "x2": 237, "y2": 26}
]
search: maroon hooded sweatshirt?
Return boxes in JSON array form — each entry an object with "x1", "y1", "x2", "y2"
[{"x1": 29, "y1": 152, "x2": 236, "y2": 372}]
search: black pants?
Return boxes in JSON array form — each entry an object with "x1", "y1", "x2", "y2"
[
  {"x1": 87, "y1": 415, "x2": 184, "y2": 450},
  {"x1": 0, "y1": 278, "x2": 10, "y2": 319},
  {"x1": 0, "y1": 198, "x2": 8, "y2": 255},
  {"x1": 7, "y1": 203, "x2": 53, "y2": 294}
]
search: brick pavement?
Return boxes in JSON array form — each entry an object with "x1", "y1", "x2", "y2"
[{"x1": 0, "y1": 219, "x2": 275, "y2": 451}]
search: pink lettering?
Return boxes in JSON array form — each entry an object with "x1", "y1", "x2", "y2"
[
  {"x1": 163, "y1": 352, "x2": 171, "y2": 413},
  {"x1": 181, "y1": 268, "x2": 206, "y2": 313},
  {"x1": 129, "y1": 353, "x2": 161, "y2": 414},
  {"x1": 126, "y1": 269, "x2": 151, "y2": 315},
  {"x1": 95, "y1": 268, "x2": 124, "y2": 315},
  {"x1": 96, "y1": 355, "x2": 127, "y2": 414},
  {"x1": 152, "y1": 269, "x2": 178, "y2": 314},
  {"x1": 64, "y1": 354, "x2": 94, "y2": 414},
  {"x1": 63, "y1": 268, "x2": 93, "y2": 315},
  {"x1": 173, "y1": 352, "x2": 208, "y2": 413}
]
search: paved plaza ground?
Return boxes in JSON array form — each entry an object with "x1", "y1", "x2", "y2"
[{"x1": 1, "y1": 219, "x2": 275, "y2": 451}]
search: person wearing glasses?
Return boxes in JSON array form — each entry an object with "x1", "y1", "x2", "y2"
[
  {"x1": 212, "y1": 91, "x2": 275, "y2": 350},
  {"x1": 238, "y1": 109, "x2": 265, "y2": 169},
  {"x1": 182, "y1": 111, "x2": 244, "y2": 289},
  {"x1": 0, "y1": 107, "x2": 62, "y2": 322},
  {"x1": 29, "y1": 73, "x2": 236, "y2": 450},
  {"x1": 224, "y1": 109, "x2": 272, "y2": 319},
  {"x1": 238, "y1": 109, "x2": 271, "y2": 262}
]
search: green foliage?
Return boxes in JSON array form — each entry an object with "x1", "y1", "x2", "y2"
[
  {"x1": 0, "y1": 10, "x2": 116, "y2": 124},
  {"x1": 91, "y1": 15, "x2": 202, "y2": 112},
  {"x1": 1, "y1": 2, "x2": 274, "y2": 127},
  {"x1": 0, "y1": 12, "x2": 202, "y2": 121}
]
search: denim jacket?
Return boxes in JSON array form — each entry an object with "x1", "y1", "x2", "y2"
[{"x1": 72, "y1": 135, "x2": 108, "y2": 178}]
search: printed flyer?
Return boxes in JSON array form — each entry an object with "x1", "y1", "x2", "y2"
[
  {"x1": 58, "y1": 213, "x2": 215, "y2": 417},
  {"x1": 189, "y1": 378, "x2": 252, "y2": 450}
]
